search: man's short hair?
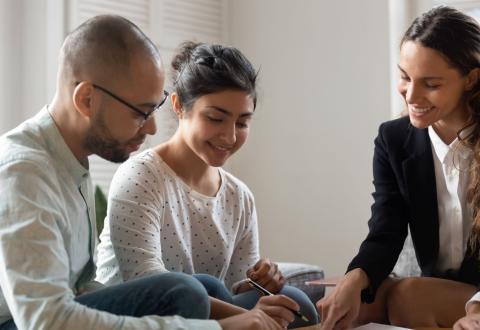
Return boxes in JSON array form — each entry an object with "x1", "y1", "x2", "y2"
[{"x1": 60, "y1": 15, "x2": 160, "y2": 84}]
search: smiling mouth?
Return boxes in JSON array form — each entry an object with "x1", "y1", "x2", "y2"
[
  {"x1": 208, "y1": 142, "x2": 232, "y2": 152},
  {"x1": 410, "y1": 106, "x2": 433, "y2": 113}
]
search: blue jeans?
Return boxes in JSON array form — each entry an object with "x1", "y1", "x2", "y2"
[
  {"x1": 193, "y1": 273, "x2": 319, "y2": 328},
  {"x1": 0, "y1": 272, "x2": 210, "y2": 330}
]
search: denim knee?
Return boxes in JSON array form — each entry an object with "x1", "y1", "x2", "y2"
[
  {"x1": 192, "y1": 273, "x2": 234, "y2": 304},
  {"x1": 279, "y1": 285, "x2": 319, "y2": 327},
  {"x1": 232, "y1": 284, "x2": 319, "y2": 327},
  {"x1": 150, "y1": 272, "x2": 211, "y2": 319}
]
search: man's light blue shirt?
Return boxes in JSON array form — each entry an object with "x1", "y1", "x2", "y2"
[{"x1": 0, "y1": 107, "x2": 220, "y2": 330}]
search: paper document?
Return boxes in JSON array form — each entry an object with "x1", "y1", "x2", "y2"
[
  {"x1": 305, "y1": 276, "x2": 341, "y2": 287},
  {"x1": 353, "y1": 323, "x2": 411, "y2": 330}
]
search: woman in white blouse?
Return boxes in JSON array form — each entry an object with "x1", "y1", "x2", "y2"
[{"x1": 95, "y1": 41, "x2": 318, "y2": 328}]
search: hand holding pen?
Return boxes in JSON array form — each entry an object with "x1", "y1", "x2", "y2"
[
  {"x1": 246, "y1": 278, "x2": 310, "y2": 323},
  {"x1": 247, "y1": 258, "x2": 285, "y2": 294}
]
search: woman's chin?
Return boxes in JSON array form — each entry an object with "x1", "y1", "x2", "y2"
[{"x1": 409, "y1": 114, "x2": 431, "y2": 129}]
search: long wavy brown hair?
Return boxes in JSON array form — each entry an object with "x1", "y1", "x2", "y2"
[{"x1": 402, "y1": 6, "x2": 480, "y2": 251}]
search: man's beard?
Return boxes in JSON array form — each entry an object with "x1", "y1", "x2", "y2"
[{"x1": 85, "y1": 113, "x2": 137, "y2": 163}]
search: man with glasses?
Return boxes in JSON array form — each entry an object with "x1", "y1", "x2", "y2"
[
  {"x1": 92, "y1": 83, "x2": 168, "y2": 125},
  {"x1": 0, "y1": 15, "x2": 289, "y2": 330}
]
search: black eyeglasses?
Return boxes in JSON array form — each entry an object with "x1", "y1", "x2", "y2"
[{"x1": 76, "y1": 82, "x2": 169, "y2": 126}]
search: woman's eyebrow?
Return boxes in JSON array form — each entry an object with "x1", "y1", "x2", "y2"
[
  {"x1": 205, "y1": 106, "x2": 254, "y2": 117},
  {"x1": 397, "y1": 64, "x2": 444, "y2": 80}
]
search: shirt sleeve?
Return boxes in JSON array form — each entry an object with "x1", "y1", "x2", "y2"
[
  {"x1": 224, "y1": 190, "x2": 260, "y2": 292},
  {"x1": 466, "y1": 292, "x2": 480, "y2": 312},
  {"x1": 346, "y1": 121, "x2": 410, "y2": 303},
  {"x1": 108, "y1": 156, "x2": 169, "y2": 281},
  {"x1": 0, "y1": 158, "x2": 220, "y2": 330}
]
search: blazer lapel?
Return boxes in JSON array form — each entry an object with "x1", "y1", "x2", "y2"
[{"x1": 401, "y1": 125, "x2": 439, "y2": 275}]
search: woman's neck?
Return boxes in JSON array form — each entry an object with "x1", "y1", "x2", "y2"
[
  {"x1": 155, "y1": 134, "x2": 221, "y2": 197},
  {"x1": 431, "y1": 122, "x2": 459, "y2": 145},
  {"x1": 432, "y1": 109, "x2": 470, "y2": 145}
]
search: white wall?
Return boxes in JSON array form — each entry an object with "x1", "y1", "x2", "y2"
[
  {"x1": 0, "y1": 0, "x2": 24, "y2": 133},
  {"x1": 0, "y1": 0, "x2": 50, "y2": 135},
  {"x1": 227, "y1": 0, "x2": 391, "y2": 276},
  {"x1": 21, "y1": 0, "x2": 49, "y2": 119}
]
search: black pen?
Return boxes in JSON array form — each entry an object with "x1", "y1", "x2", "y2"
[{"x1": 246, "y1": 277, "x2": 310, "y2": 322}]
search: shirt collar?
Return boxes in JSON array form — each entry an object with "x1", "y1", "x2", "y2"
[
  {"x1": 38, "y1": 106, "x2": 89, "y2": 186},
  {"x1": 428, "y1": 125, "x2": 472, "y2": 164}
]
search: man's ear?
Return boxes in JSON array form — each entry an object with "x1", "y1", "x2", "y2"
[
  {"x1": 171, "y1": 92, "x2": 184, "y2": 119},
  {"x1": 466, "y1": 68, "x2": 480, "y2": 91},
  {"x1": 72, "y1": 82, "x2": 95, "y2": 118}
]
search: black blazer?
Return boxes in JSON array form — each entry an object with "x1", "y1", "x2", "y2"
[{"x1": 347, "y1": 116, "x2": 480, "y2": 303}]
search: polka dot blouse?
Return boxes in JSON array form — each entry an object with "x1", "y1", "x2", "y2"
[{"x1": 95, "y1": 149, "x2": 259, "y2": 292}]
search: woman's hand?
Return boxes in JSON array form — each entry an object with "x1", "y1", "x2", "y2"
[
  {"x1": 247, "y1": 258, "x2": 285, "y2": 294},
  {"x1": 316, "y1": 268, "x2": 368, "y2": 330},
  {"x1": 454, "y1": 302, "x2": 480, "y2": 330},
  {"x1": 217, "y1": 294, "x2": 297, "y2": 329},
  {"x1": 253, "y1": 295, "x2": 298, "y2": 328},
  {"x1": 454, "y1": 314, "x2": 480, "y2": 330}
]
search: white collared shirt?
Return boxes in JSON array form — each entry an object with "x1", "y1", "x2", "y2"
[
  {"x1": 428, "y1": 127, "x2": 480, "y2": 309},
  {"x1": 429, "y1": 126, "x2": 473, "y2": 273},
  {"x1": 0, "y1": 107, "x2": 220, "y2": 330}
]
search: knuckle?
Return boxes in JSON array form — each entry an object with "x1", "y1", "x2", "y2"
[{"x1": 251, "y1": 318, "x2": 262, "y2": 328}]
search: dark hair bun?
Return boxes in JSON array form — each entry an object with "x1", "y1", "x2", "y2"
[
  {"x1": 170, "y1": 40, "x2": 258, "y2": 110},
  {"x1": 171, "y1": 41, "x2": 201, "y2": 78}
]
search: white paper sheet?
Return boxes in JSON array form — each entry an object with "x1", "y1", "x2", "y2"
[{"x1": 353, "y1": 322, "x2": 412, "y2": 330}]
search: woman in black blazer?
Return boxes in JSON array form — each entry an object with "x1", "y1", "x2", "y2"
[{"x1": 318, "y1": 6, "x2": 480, "y2": 330}]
